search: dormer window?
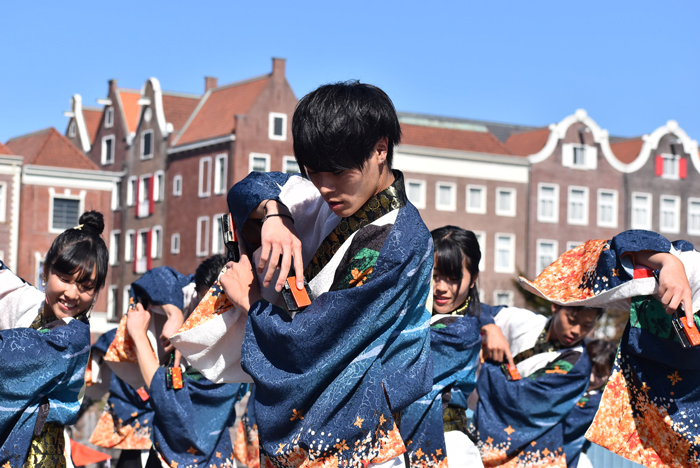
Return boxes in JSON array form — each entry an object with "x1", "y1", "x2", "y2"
[
  {"x1": 105, "y1": 107, "x2": 114, "y2": 128},
  {"x1": 562, "y1": 143, "x2": 597, "y2": 170},
  {"x1": 269, "y1": 112, "x2": 287, "y2": 141},
  {"x1": 573, "y1": 145, "x2": 586, "y2": 167},
  {"x1": 655, "y1": 153, "x2": 686, "y2": 180}
]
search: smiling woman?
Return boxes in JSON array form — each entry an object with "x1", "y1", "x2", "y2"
[{"x1": 0, "y1": 211, "x2": 109, "y2": 467}]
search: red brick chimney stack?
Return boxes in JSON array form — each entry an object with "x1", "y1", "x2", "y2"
[
  {"x1": 205, "y1": 76, "x2": 218, "y2": 92},
  {"x1": 272, "y1": 58, "x2": 286, "y2": 78}
]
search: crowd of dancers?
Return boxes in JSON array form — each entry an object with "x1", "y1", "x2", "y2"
[{"x1": 1, "y1": 81, "x2": 699, "y2": 468}]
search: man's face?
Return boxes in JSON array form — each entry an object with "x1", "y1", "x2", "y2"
[
  {"x1": 305, "y1": 138, "x2": 388, "y2": 218},
  {"x1": 549, "y1": 305, "x2": 598, "y2": 347}
]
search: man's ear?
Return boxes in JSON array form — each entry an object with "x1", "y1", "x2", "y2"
[{"x1": 375, "y1": 136, "x2": 389, "y2": 160}]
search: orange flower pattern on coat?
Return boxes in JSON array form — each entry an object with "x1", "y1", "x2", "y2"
[
  {"x1": 89, "y1": 409, "x2": 152, "y2": 450},
  {"x1": 349, "y1": 267, "x2": 373, "y2": 287},
  {"x1": 234, "y1": 415, "x2": 260, "y2": 468},
  {"x1": 174, "y1": 277, "x2": 233, "y2": 335},
  {"x1": 586, "y1": 366, "x2": 700, "y2": 467},
  {"x1": 104, "y1": 314, "x2": 138, "y2": 363},
  {"x1": 519, "y1": 240, "x2": 608, "y2": 303}
]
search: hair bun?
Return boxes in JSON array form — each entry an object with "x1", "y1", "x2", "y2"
[{"x1": 79, "y1": 211, "x2": 105, "y2": 235}]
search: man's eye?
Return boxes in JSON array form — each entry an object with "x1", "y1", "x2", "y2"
[{"x1": 331, "y1": 170, "x2": 345, "y2": 176}]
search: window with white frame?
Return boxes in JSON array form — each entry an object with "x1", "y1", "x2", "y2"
[
  {"x1": 406, "y1": 179, "x2": 426, "y2": 209},
  {"x1": 474, "y1": 231, "x2": 486, "y2": 271},
  {"x1": 597, "y1": 189, "x2": 618, "y2": 228},
  {"x1": 494, "y1": 233, "x2": 515, "y2": 273},
  {"x1": 51, "y1": 197, "x2": 80, "y2": 231},
  {"x1": 173, "y1": 175, "x2": 182, "y2": 197},
  {"x1": 466, "y1": 185, "x2": 486, "y2": 214},
  {"x1": 198, "y1": 157, "x2": 212, "y2": 198},
  {"x1": 123, "y1": 286, "x2": 130, "y2": 314},
  {"x1": 138, "y1": 175, "x2": 152, "y2": 218},
  {"x1": 107, "y1": 285, "x2": 118, "y2": 321},
  {"x1": 153, "y1": 171, "x2": 164, "y2": 202},
  {"x1": 493, "y1": 290, "x2": 514, "y2": 307},
  {"x1": 135, "y1": 230, "x2": 149, "y2": 273},
  {"x1": 151, "y1": 226, "x2": 162, "y2": 259},
  {"x1": 631, "y1": 193, "x2": 652, "y2": 230},
  {"x1": 171, "y1": 233, "x2": 181, "y2": 255},
  {"x1": 659, "y1": 195, "x2": 680, "y2": 234},
  {"x1": 249, "y1": 153, "x2": 270, "y2": 173},
  {"x1": 283, "y1": 156, "x2": 300, "y2": 174},
  {"x1": 495, "y1": 188, "x2": 516, "y2": 217},
  {"x1": 109, "y1": 231, "x2": 120, "y2": 265},
  {"x1": 111, "y1": 181, "x2": 121, "y2": 211},
  {"x1": 537, "y1": 184, "x2": 559, "y2": 223},
  {"x1": 567, "y1": 186, "x2": 589, "y2": 225},
  {"x1": 269, "y1": 112, "x2": 287, "y2": 141},
  {"x1": 662, "y1": 154, "x2": 680, "y2": 179},
  {"x1": 101, "y1": 135, "x2": 115, "y2": 165},
  {"x1": 562, "y1": 143, "x2": 597, "y2": 170},
  {"x1": 214, "y1": 154, "x2": 227, "y2": 195},
  {"x1": 211, "y1": 215, "x2": 225, "y2": 255},
  {"x1": 536, "y1": 240, "x2": 558, "y2": 275},
  {"x1": 566, "y1": 241, "x2": 582, "y2": 251},
  {"x1": 141, "y1": 130, "x2": 153, "y2": 159},
  {"x1": 105, "y1": 107, "x2": 114, "y2": 128},
  {"x1": 688, "y1": 199, "x2": 700, "y2": 236},
  {"x1": 0, "y1": 182, "x2": 6, "y2": 222},
  {"x1": 436, "y1": 182, "x2": 456, "y2": 211},
  {"x1": 69, "y1": 121, "x2": 76, "y2": 138},
  {"x1": 127, "y1": 176, "x2": 137, "y2": 206},
  {"x1": 196, "y1": 216, "x2": 210, "y2": 257},
  {"x1": 125, "y1": 230, "x2": 135, "y2": 261}
]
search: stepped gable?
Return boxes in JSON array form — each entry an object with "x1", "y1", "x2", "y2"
[
  {"x1": 162, "y1": 92, "x2": 201, "y2": 134},
  {"x1": 6, "y1": 128, "x2": 98, "y2": 170},
  {"x1": 505, "y1": 127, "x2": 551, "y2": 156},
  {"x1": 610, "y1": 138, "x2": 644, "y2": 164},
  {"x1": 174, "y1": 74, "x2": 271, "y2": 146}
]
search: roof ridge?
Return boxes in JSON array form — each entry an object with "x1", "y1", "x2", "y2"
[
  {"x1": 6, "y1": 127, "x2": 52, "y2": 143},
  {"x1": 210, "y1": 73, "x2": 270, "y2": 92},
  {"x1": 398, "y1": 111, "x2": 541, "y2": 131},
  {"x1": 82, "y1": 105, "x2": 104, "y2": 112},
  {"x1": 31, "y1": 128, "x2": 58, "y2": 164},
  {"x1": 170, "y1": 88, "x2": 212, "y2": 146},
  {"x1": 117, "y1": 87, "x2": 141, "y2": 94},
  {"x1": 162, "y1": 90, "x2": 202, "y2": 99},
  {"x1": 486, "y1": 131, "x2": 514, "y2": 155}
]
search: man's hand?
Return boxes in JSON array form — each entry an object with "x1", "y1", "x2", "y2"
[
  {"x1": 220, "y1": 254, "x2": 263, "y2": 311},
  {"x1": 481, "y1": 323, "x2": 515, "y2": 367},
  {"x1": 636, "y1": 251, "x2": 694, "y2": 327},
  {"x1": 127, "y1": 302, "x2": 151, "y2": 341},
  {"x1": 257, "y1": 200, "x2": 304, "y2": 292}
]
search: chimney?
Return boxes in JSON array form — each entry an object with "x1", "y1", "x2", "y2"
[
  {"x1": 272, "y1": 58, "x2": 286, "y2": 78},
  {"x1": 205, "y1": 76, "x2": 218, "y2": 92},
  {"x1": 108, "y1": 79, "x2": 118, "y2": 93}
]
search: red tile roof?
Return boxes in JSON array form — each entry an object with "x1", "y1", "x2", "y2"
[
  {"x1": 175, "y1": 76, "x2": 271, "y2": 146},
  {"x1": 83, "y1": 108, "x2": 103, "y2": 144},
  {"x1": 505, "y1": 128, "x2": 551, "y2": 156},
  {"x1": 0, "y1": 141, "x2": 13, "y2": 155},
  {"x1": 6, "y1": 128, "x2": 98, "y2": 170},
  {"x1": 400, "y1": 123, "x2": 513, "y2": 155},
  {"x1": 162, "y1": 93, "x2": 201, "y2": 134},
  {"x1": 118, "y1": 90, "x2": 141, "y2": 134},
  {"x1": 610, "y1": 138, "x2": 643, "y2": 164}
]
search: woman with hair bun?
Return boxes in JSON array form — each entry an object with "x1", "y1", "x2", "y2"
[{"x1": 0, "y1": 211, "x2": 109, "y2": 467}]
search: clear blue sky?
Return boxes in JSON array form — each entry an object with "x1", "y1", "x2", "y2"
[{"x1": 2, "y1": 1, "x2": 698, "y2": 143}]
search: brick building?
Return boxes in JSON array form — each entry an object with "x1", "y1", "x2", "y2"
[{"x1": 3, "y1": 128, "x2": 121, "y2": 334}]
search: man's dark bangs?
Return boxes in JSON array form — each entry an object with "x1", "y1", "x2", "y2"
[
  {"x1": 52, "y1": 240, "x2": 107, "y2": 290},
  {"x1": 433, "y1": 239, "x2": 465, "y2": 281}
]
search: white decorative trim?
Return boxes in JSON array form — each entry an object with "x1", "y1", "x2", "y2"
[
  {"x1": 198, "y1": 157, "x2": 212, "y2": 198},
  {"x1": 466, "y1": 185, "x2": 486, "y2": 214},
  {"x1": 406, "y1": 179, "x2": 426, "y2": 209},
  {"x1": 626, "y1": 120, "x2": 700, "y2": 174},
  {"x1": 268, "y1": 112, "x2": 287, "y2": 141},
  {"x1": 151, "y1": 225, "x2": 162, "y2": 259},
  {"x1": 153, "y1": 170, "x2": 164, "y2": 202},
  {"x1": 167, "y1": 135, "x2": 236, "y2": 154},
  {"x1": 70, "y1": 95, "x2": 91, "y2": 152},
  {"x1": 526, "y1": 109, "x2": 628, "y2": 173},
  {"x1": 141, "y1": 78, "x2": 169, "y2": 138},
  {"x1": 101, "y1": 135, "x2": 115, "y2": 165},
  {"x1": 214, "y1": 154, "x2": 228, "y2": 195},
  {"x1": 495, "y1": 187, "x2": 517, "y2": 217}
]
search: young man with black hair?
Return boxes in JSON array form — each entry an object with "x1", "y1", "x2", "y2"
[{"x1": 173, "y1": 81, "x2": 434, "y2": 468}]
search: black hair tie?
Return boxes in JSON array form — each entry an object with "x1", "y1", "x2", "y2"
[{"x1": 262, "y1": 213, "x2": 294, "y2": 224}]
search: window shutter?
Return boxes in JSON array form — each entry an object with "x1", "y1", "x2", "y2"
[
  {"x1": 586, "y1": 146, "x2": 598, "y2": 170},
  {"x1": 679, "y1": 158, "x2": 688, "y2": 179},
  {"x1": 149, "y1": 178, "x2": 155, "y2": 215},
  {"x1": 561, "y1": 144, "x2": 573, "y2": 167},
  {"x1": 655, "y1": 155, "x2": 664, "y2": 176},
  {"x1": 146, "y1": 231, "x2": 153, "y2": 271},
  {"x1": 135, "y1": 178, "x2": 140, "y2": 217}
]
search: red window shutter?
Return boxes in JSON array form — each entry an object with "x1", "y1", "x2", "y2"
[
  {"x1": 148, "y1": 177, "x2": 155, "y2": 215},
  {"x1": 132, "y1": 238, "x2": 138, "y2": 274},
  {"x1": 654, "y1": 155, "x2": 664, "y2": 177},
  {"x1": 680, "y1": 158, "x2": 687, "y2": 179},
  {"x1": 146, "y1": 231, "x2": 153, "y2": 271},
  {"x1": 135, "y1": 178, "x2": 140, "y2": 218}
]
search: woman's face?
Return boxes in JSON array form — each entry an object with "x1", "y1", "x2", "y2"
[
  {"x1": 43, "y1": 267, "x2": 96, "y2": 319},
  {"x1": 432, "y1": 255, "x2": 474, "y2": 315}
]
